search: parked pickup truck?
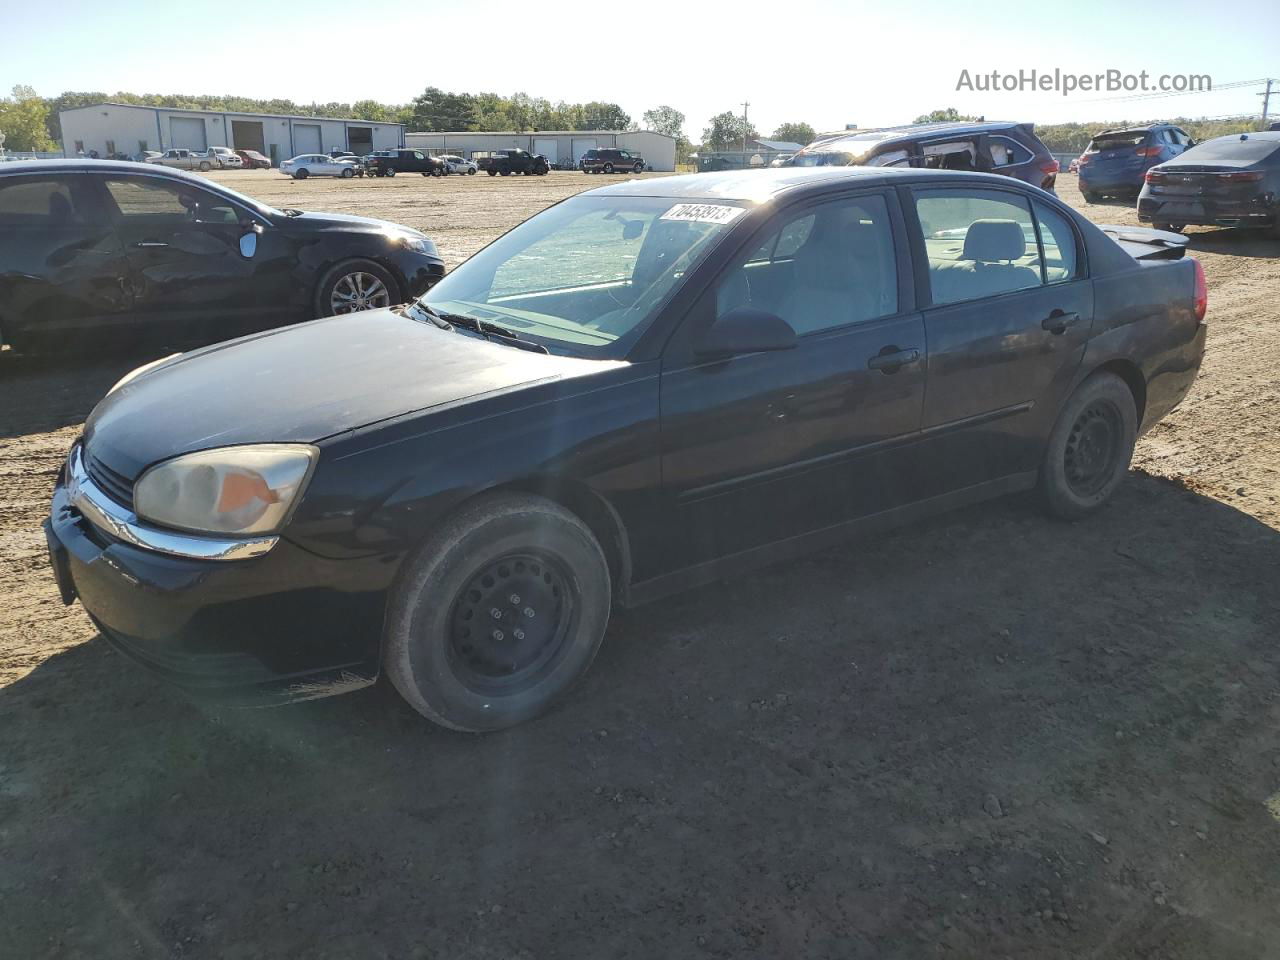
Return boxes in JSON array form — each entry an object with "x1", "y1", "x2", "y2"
[
  {"x1": 146, "y1": 149, "x2": 218, "y2": 172},
  {"x1": 475, "y1": 149, "x2": 550, "y2": 176},
  {"x1": 46, "y1": 168, "x2": 1207, "y2": 733},
  {"x1": 366, "y1": 149, "x2": 445, "y2": 178}
]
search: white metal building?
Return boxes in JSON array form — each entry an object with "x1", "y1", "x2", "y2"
[
  {"x1": 59, "y1": 103, "x2": 405, "y2": 165},
  {"x1": 404, "y1": 130, "x2": 677, "y2": 170}
]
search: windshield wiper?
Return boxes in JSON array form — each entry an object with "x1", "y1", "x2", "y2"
[{"x1": 411, "y1": 303, "x2": 549, "y2": 354}]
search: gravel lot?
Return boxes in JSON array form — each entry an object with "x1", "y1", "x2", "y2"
[{"x1": 2, "y1": 168, "x2": 1278, "y2": 959}]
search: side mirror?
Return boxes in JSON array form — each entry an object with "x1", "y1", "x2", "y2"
[{"x1": 696, "y1": 307, "x2": 797, "y2": 359}]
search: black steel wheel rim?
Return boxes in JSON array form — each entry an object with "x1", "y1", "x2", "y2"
[
  {"x1": 1064, "y1": 399, "x2": 1122, "y2": 496},
  {"x1": 447, "y1": 552, "x2": 576, "y2": 694}
]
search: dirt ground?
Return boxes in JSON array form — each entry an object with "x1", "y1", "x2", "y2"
[{"x1": 2, "y1": 169, "x2": 1279, "y2": 959}]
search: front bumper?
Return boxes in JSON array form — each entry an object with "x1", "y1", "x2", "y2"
[{"x1": 45, "y1": 454, "x2": 390, "y2": 704}]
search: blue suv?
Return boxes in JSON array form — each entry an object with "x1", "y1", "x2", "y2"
[{"x1": 1078, "y1": 124, "x2": 1195, "y2": 201}]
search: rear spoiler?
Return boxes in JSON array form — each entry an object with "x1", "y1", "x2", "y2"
[{"x1": 1097, "y1": 224, "x2": 1189, "y2": 260}]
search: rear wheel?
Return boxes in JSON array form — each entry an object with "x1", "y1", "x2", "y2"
[
  {"x1": 385, "y1": 167, "x2": 396, "y2": 177},
  {"x1": 1039, "y1": 373, "x2": 1138, "y2": 520},
  {"x1": 385, "y1": 494, "x2": 611, "y2": 732},
  {"x1": 341, "y1": 166, "x2": 354, "y2": 179},
  {"x1": 199, "y1": 160, "x2": 212, "y2": 172},
  {"x1": 315, "y1": 259, "x2": 400, "y2": 317},
  {"x1": 467, "y1": 167, "x2": 476, "y2": 175},
  {"x1": 294, "y1": 168, "x2": 309, "y2": 180},
  {"x1": 603, "y1": 162, "x2": 614, "y2": 174},
  {"x1": 1154, "y1": 222, "x2": 1185, "y2": 233},
  {"x1": 488, "y1": 169, "x2": 497, "y2": 176}
]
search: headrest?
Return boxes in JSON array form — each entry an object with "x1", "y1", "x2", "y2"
[{"x1": 962, "y1": 219, "x2": 1026, "y2": 262}]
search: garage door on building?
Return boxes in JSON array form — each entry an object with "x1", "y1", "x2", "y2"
[
  {"x1": 533, "y1": 138, "x2": 559, "y2": 164},
  {"x1": 231, "y1": 120, "x2": 265, "y2": 153},
  {"x1": 571, "y1": 138, "x2": 597, "y2": 164},
  {"x1": 293, "y1": 123, "x2": 322, "y2": 156},
  {"x1": 348, "y1": 126, "x2": 374, "y2": 155},
  {"x1": 169, "y1": 117, "x2": 207, "y2": 151}
]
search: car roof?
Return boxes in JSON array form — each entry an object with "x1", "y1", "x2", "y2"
[
  {"x1": 1095, "y1": 126, "x2": 1158, "y2": 136},
  {"x1": 581, "y1": 166, "x2": 1035, "y2": 203},
  {"x1": 0, "y1": 158, "x2": 205, "y2": 179},
  {"x1": 813, "y1": 120, "x2": 1031, "y2": 146}
]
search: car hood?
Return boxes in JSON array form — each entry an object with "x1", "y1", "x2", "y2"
[
  {"x1": 279, "y1": 211, "x2": 427, "y2": 236},
  {"x1": 84, "y1": 310, "x2": 616, "y2": 479}
]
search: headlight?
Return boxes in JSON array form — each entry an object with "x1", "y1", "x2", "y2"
[
  {"x1": 398, "y1": 234, "x2": 436, "y2": 256},
  {"x1": 107, "y1": 353, "x2": 180, "y2": 395},
  {"x1": 134, "y1": 444, "x2": 318, "y2": 537}
]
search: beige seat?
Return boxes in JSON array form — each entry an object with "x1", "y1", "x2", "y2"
[{"x1": 928, "y1": 219, "x2": 1040, "y2": 304}]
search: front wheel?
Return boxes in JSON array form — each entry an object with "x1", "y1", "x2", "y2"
[
  {"x1": 385, "y1": 494, "x2": 611, "y2": 732},
  {"x1": 385, "y1": 167, "x2": 396, "y2": 177},
  {"x1": 467, "y1": 167, "x2": 476, "y2": 175},
  {"x1": 314, "y1": 258, "x2": 400, "y2": 317},
  {"x1": 1039, "y1": 373, "x2": 1138, "y2": 520},
  {"x1": 603, "y1": 162, "x2": 614, "y2": 174},
  {"x1": 633, "y1": 163, "x2": 643, "y2": 174},
  {"x1": 1154, "y1": 222, "x2": 1185, "y2": 233},
  {"x1": 488, "y1": 169, "x2": 498, "y2": 176}
]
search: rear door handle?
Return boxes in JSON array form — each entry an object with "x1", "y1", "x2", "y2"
[
  {"x1": 867, "y1": 347, "x2": 921, "y2": 372},
  {"x1": 134, "y1": 241, "x2": 168, "y2": 248},
  {"x1": 1042, "y1": 310, "x2": 1080, "y2": 334}
]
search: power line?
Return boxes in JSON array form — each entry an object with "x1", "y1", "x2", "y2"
[{"x1": 1074, "y1": 77, "x2": 1269, "y2": 105}]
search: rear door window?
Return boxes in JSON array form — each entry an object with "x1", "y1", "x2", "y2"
[
  {"x1": 0, "y1": 176, "x2": 96, "y2": 228},
  {"x1": 914, "y1": 189, "x2": 1044, "y2": 305}
]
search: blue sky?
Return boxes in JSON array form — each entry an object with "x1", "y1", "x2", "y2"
[{"x1": 4, "y1": 0, "x2": 1277, "y2": 138}]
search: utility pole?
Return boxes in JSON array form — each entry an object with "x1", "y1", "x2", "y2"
[
  {"x1": 741, "y1": 101, "x2": 750, "y2": 152},
  {"x1": 1261, "y1": 78, "x2": 1274, "y2": 128}
]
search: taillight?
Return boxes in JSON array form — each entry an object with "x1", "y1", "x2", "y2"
[
  {"x1": 1145, "y1": 170, "x2": 1166, "y2": 184},
  {"x1": 1076, "y1": 154, "x2": 1091, "y2": 166},
  {"x1": 1217, "y1": 171, "x2": 1264, "y2": 183},
  {"x1": 1191, "y1": 257, "x2": 1207, "y2": 322},
  {"x1": 1135, "y1": 146, "x2": 1162, "y2": 157},
  {"x1": 1040, "y1": 159, "x2": 1060, "y2": 174}
]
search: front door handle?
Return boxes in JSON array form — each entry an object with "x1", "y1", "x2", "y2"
[
  {"x1": 134, "y1": 241, "x2": 168, "y2": 248},
  {"x1": 1042, "y1": 310, "x2": 1080, "y2": 334},
  {"x1": 867, "y1": 346, "x2": 921, "y2": 373}
]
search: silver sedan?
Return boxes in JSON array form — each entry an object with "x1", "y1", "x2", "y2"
[{"x1": 279, "y1": 154, "x2": 358, "y2": 180}]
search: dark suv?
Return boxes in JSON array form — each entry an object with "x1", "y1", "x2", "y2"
[
  {"x1": 782, "y1": 121, "x2": 1058, "y2": 191},
  {"x1": 0, "y1": 160, "x2": 444, "y2": 355},
  {"x1": 367, "y1": 149, "x2": 445, "y2": 178},
  {"x1": 1078, "y1": 124, "x2": 1195, "y2": 201},
  {"x1": 580, "y1": 148, "x2": 645, "y2": 174}
]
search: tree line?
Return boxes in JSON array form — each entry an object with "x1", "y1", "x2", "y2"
[{"x1": 3, "y1": 85, "x2": 1263, "y2": 158}]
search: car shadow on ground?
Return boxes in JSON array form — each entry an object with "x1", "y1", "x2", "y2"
[
  {"x1": 3, "y1": 474, "x2": 1279, "y2": 959},
  {"x1": 0, "y1": 349, "x2": 172, "y2": 439},
  {"x1": 1185, "y1": 228, "x2": 1280, "y2": 259}
]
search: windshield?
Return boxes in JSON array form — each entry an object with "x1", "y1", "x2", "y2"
[{"x1": 422, "y1": 195, "x2": 744, "y2": 357}]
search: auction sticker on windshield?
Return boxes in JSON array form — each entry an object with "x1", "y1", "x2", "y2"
[{"x1": 660, "y1": 203, "x2": 746, "y2": 225}]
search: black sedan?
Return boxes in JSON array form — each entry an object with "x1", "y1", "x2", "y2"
[
  {"x1": 0, "y1": 160, "x2": 444, "y2": 355},
  {"x1": 46, "y1": 167, "x2": 1207, "y2": 731},
  {"x1": 1138, "y1": 131, "x2": 1280, "y2": 235}
]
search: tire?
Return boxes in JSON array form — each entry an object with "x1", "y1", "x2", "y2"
[
  {"x1": 199, "y1": 161, "x2": 212, "y2": 172},
  {"x1": 467, "y1": 167, "x2": 476, "y2": 175},
  {"x1": 1154, "y1": 222, "x2": 1185, "y2": 233},
  {"x1": 603, "y1": 162, "x2": 614, "y2": 174},
  {"x1": 341, "y1": 166, "x2": 354, "y2": 179},
  {"x1": 314, "y1": 258, "x2": 401, "y2": 317},
  {"x1": 1081, "y1": 189, "x2": 1099, "y2": 203},
  {"x1": 488, "y1": 169, "x2": 497, "y2": 176},
  {"x1": 294, "y1": 168, "x2": 309, "y2": 180},
  {"x1": 385, "y1": 167, "x2": 396, "y2": 177},
  {"x1": 385, "y1": 494, "x2": 612, "y2": 732},
  {"x1": 1038, "y1": 372, "x2": 1138, "y2": 520},
  {"x1": 633, "y1": 163, "x2": 643, "y2": 174}
]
